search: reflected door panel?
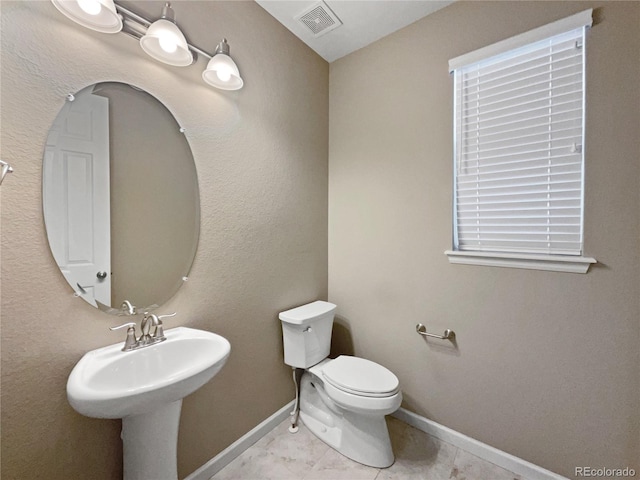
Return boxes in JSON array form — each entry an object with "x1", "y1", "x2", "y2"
[{"x1": 44, "y1": 89, "x2": 111, "y2": 307}]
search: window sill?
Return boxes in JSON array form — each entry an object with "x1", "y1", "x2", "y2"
[{"x1": 444, "y1": 250, "x2": 596, "y2": 274}]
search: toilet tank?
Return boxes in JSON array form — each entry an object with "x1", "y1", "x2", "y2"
[{"x1": 279, "y1": 301, "x2": 337, "y2": 368}]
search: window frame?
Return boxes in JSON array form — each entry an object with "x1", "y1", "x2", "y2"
[{"x1": 445, "y1": 10, "x2": 596, "y2": 274}]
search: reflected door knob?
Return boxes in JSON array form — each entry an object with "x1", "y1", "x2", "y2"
[{"x1": 97, "y1": 271, "x2": 107, "y2": 279}]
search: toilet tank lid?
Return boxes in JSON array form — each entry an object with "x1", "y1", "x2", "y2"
[{"x1": 279, "y1": 300, "x2": 337, "y2": 324}]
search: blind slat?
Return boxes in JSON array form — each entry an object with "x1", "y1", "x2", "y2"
[
  {"x1": 459, "y1": 222, "x2": 580, "y2": 227},
  {"x1": 462, "y1": 109, "x2": 582, "y2": 138},
  {"x1": 458, "y1": 178, "x2": 582, "y2": 194},
  {"x1": 463, "y1": 115, "x2": 582, "y2": 143},
  {"x1": 460, "y1": 93, "x2": 583, "y2": 125},
  {"x1": 457, "y1": 204, "x2": 581, "y2": 213},
  {"x1": 461, "y1": 80, "x2": 583, "y2": 117},
  {"x1": 461, "y1": 55, "x2": 582, "y2": 99},
  {"x1": 460, "y1": 144, "x2": 580, "y2": 165},
  {"x1": 461, "y1": 132, "x2": 581, "y2": 158},
  {"x1": 462, "y1": 124, "x2": 580, "y2": 147},
  {"x1": 459, "y1": 152, "x2": 580, "y2": 171}
]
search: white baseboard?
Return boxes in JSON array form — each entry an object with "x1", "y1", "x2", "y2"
[
  {"x1": 185, "y1": 400, "x2": 295, "y2": 480},
  {"x1": 392, "y1": 408, "x2": 568, "y2": 480}
]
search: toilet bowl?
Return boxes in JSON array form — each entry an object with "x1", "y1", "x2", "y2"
[{"x1": 279, "y1": 301, "x2": 402, "y2": 468}]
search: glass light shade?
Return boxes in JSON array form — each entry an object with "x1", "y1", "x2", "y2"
[
  {"x1": 140, "y1": 19, "x2": 193, "y2": 67},
  {"x1": 202, "y1": 54, "x2": 243, "y2": 91},
  {"x1": 51, "y1": 0, "x2": 122, "y2": 33}
]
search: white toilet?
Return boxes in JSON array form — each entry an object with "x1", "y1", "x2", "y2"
[{"x1": 279, "y1": 300, "x2": 402, "y2": 468}]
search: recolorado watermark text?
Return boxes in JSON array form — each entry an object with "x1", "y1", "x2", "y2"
[{"x1": 575, "y1": 467, "x2": 636, "y2": 477}]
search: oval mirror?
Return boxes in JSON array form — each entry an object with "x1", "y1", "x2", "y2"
[{"x1": 43, "y1": 82, "x2": 200, "y2": 313}]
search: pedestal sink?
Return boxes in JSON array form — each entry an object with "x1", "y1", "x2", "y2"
[{"x1": 67, "y1": 327, "x2": 231, "y2": 480}]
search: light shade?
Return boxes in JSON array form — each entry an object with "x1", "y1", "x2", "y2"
[
  {"x1": 51, "y1": 0, "x2": 123, "y2": 33},
  {"x1": 140, "y1": 18, "x2": 193, "y2": 67},
  {"x1": 202, "y1": 39, "x2": 243, "y2": 90}
]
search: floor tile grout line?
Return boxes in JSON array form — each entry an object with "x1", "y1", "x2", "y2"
[
  {"x1": 450, "y1": 444, "x2": 462, "y2": 477},
  {"x1": 299, "y1": 433, "x2": 333, "y2": 480}
]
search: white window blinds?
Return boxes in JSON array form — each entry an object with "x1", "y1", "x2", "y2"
[{"x1": 451, "y1": 12, "x2": 591, "y2": 256}]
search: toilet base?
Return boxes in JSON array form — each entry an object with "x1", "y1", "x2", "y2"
[
  {"x1": 300, "y1": 410, "x2": 395, "y2": 468},
  {"x1": 299, "y1": 374, "x2": 395, "y2": 468}
]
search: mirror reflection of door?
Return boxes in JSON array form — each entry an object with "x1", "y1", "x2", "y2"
[{"x1": 43, "y1": 88, "x2": 111, "y2": 307}]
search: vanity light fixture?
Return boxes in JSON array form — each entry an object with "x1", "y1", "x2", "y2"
[
  {"x1": 51, "y1": 0, "x2": 122, "y2": 33},
  {"x1": 139, "y1": 3, "x2": 193, "y2": 67},
  {"x1": 50, "y1": 0, "x2": 244, "y2": 90},
  {"x1": 202, "y1": 39, "x2": 243, "y2": 90}
]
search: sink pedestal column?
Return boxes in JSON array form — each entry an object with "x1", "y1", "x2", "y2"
[{"x1": 122, "y1": 399, "x2": 183, "y2": 480}]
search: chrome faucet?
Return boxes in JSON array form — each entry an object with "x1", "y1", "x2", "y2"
[
  {"x1": 139, "y1": 312, "x2": 169, "y2": 345},
  {"x1": 122, "y1": 300, "x2": 136, "y2": 316},
  {"x1": 110, "y1": 311, "x2": 177, "y2": 352}
]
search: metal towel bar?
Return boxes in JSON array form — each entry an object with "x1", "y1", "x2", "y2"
[{"x1": 416, "y1": 323, "x2": 455, "y2": 340}]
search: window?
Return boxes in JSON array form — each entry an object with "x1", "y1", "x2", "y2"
[{"x1": 445, "y1": 10, "x2": 596, "y2": 273}]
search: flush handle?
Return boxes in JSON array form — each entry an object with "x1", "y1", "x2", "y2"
[{"x1": 303, "y1": 326, "x2": 313, "y2": 333}]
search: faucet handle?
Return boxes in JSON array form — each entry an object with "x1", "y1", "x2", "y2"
[
  {"x1": 109, "y1": 322, "x2": 138, "y2": 351},
  {"x1": 157, "y1": 312, "x2": 177, "y2": 321},
  {"x1": 109, "y1": 322, "x2": 136, "y2": 331}
]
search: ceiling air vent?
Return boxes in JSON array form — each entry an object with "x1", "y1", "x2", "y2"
[{"x1": 295, "y1": 1, "x2": 342, "y2": 38}]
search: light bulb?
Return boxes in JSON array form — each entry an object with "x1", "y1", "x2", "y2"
[
  {"x1": 216, "y1": 67, "x2": 232, "y2": 82},
  {"x1": 77, "y1": 0, "x2": 101, "y2": 15},
  {"x1": 159, "y1": 34, "x2": 178, "y2": 53}
]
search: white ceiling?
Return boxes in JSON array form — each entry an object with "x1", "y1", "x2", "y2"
[{"x1": 256, "y1": 0, "x2": 454, "y2": 63}]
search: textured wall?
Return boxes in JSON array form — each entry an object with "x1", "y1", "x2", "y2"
[
  {"x1": 0, "y1": 1, "x2": 328, "y2": 478},
  {"x1": 329, "y1": 2, "x2": 639, "y2": 478}
]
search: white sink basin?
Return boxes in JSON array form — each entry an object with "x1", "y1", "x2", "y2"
[{"x1": 67, "y1": 327, "x2": 231, "y2": 419}]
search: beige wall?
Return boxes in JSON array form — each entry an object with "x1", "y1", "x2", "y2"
[
  {"x1": 329, "y1": 2, "x2": 639, "y2": 478},
  {"x1": 0, "y1": 1, "x2": 328, "y2": 478}
]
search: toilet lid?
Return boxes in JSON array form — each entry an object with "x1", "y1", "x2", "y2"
[{"x1": 322, "y1": 356, "x2": 399, "y2": 398}]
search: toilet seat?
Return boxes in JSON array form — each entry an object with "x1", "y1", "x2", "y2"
[{"x1": 321, "y1": 356, "x2": 399, "y2": 398}]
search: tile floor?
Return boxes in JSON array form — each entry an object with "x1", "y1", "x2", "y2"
[{"x1": 211, "y1": 416, "x2": 527, "y2": 480}]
